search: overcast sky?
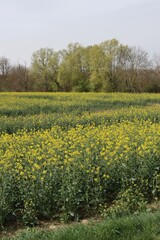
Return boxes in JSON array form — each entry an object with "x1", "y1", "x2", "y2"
[{"x1": 0, "y1": 0, "x2": 159, "y2": 65}]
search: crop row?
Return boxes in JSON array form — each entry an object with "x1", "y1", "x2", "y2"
[{"x1": 1, "y1": 121, "x2": 160, "y2": 225}]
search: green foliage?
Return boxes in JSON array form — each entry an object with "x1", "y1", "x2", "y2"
[
  {"x1": 30, "y1": 48, "x2": 60, "y2": 91},
  {"x1": 58, "y1": 43, "x2": 90, "y2": 92},
  {"x1": 27, "y1": 39, "x2": 153, "y2": 93},
  {"x1": 1, "y1": 39, "x2": 159, "y2": 93}
]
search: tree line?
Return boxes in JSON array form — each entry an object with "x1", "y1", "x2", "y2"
[{"x1": 0, "y1": 39, "x2": 160, "y2": 92}]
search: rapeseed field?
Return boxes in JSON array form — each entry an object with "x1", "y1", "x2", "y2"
[{"x1": 0, "y1": 93, "x2": 160, "y2": 227}]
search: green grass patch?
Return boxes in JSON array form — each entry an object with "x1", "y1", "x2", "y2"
[{"x1": 2, "y1": 211, "x2": 160, "y2": 240}]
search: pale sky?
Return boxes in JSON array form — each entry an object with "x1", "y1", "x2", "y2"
[{"x1": 0, "y1": 0, "x2": 159, "y2": 65}]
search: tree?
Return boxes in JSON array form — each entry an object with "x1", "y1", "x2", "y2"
[
  {"x1": 58, "y1": 43, "x2": 90, "y2": 92},
  {"x1": 0, "y1": 57, "x2": 11, "y2": 91},
  {"x1": 101, "y1": 40, "x2": 151, "y2": 92},
  {"x1": 30, "y1": 48, "x2": 60, "y2": 91},
  {"x1": 8, "y1": 63, "x2": 30, "y2": 91},
  {"x1": 87, "y1": 44, "x2": 109, "y2": 91},
  {"x1": 123, "y1": 46, "x2": 151, "y2": 92},
  {"x1": 147, "y1": 54, "x2": 160, "y2": 92},
  {"x1": 100, "y1": 39, "x2": 131, "y2": 91}
]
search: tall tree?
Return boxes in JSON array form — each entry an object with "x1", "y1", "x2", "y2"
[
  {"x1": 123, "y1": 46, "x2": 150, "y2": 92},
  {"x1": 100, "y1": 39, "x2": 130, "y2": 91},
  {"x1": 30, "y1": 48, "x2": 60, "y2": 91},
  {"x1": 87, "y1": 44, "x2": 109, "y2": 91},
  {"x1": 58, "y1": 43, "x2": 90, "y2": 92},
  {"x1": 8, "y1": 63, "x2": 30, "y2": 91},
  {"x1": 147, "y1": 54, "x2": 160, "y2": 92},
  {"x1": 0, "y1": 57, "x2": 11, "y2": 91}
]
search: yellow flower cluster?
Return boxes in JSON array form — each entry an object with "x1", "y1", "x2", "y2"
[{"x1": 1, "y1": 121, "x2": 160, "y2": 183}]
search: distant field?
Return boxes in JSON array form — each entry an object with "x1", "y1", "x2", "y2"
[
  {"x1": 0, "y1": 92, "x2": 160, "y2": 228},
  {"x1": 0, "y1": 92, "x2": 160, "y2": 133}
]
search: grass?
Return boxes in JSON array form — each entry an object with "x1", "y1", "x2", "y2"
[{"x1": 2, "y1": 211, "x2": 160, "y2": 240}]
